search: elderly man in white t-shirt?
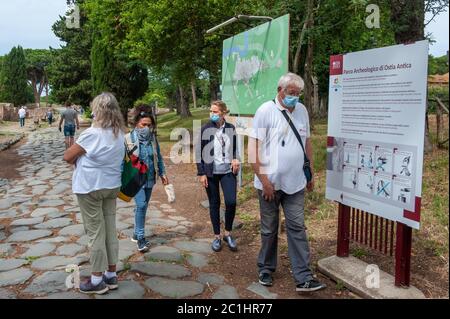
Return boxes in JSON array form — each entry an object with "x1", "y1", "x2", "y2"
[{"x1": 249, "y1": 72, "x2": 326, "y2": 292}]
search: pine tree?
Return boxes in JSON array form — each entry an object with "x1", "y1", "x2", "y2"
[
  {"x1": 47, "y1": 3, "x2": 92, "y2": 106},
  {"x1": 0, "y1": 46, "x2": 29, "y2": 106},
  {"x1": 91, "y1": 36, "x2": 148, "y2": 122}
]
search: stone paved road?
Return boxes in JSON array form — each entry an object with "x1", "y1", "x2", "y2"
[{"x1": 0, "y1": 127, "x2": 243, "y2": 299}]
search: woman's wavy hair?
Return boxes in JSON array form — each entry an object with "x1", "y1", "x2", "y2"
[
  {"x1": 90, "y1": 92, "x2": 126, "y2": 137},
  {"x1": 133, "y1": 104, "x2": 156, "y2": 131}
]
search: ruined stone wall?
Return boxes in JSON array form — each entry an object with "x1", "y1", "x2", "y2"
[
  {"x1": 0, "y1": 103, "x2": 16, "y2": 121},
  {"x1": 0, "y1": 104, "x2": 61, "y2": 121}
]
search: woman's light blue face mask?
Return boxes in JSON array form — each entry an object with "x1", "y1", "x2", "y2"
[
  {"x1": 210, "y1": 114, "x2": 221, "y2": 122},
  {"x1": 210, "y1": 104, "x2": 226, "y2": 123}
]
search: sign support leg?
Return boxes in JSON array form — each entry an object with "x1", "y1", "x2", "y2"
[
  {"x1": 337, "y1": 203, "x2": 350, "y2": 257},
  {"x1": 395, "y1": 222, "x2": 412, "y2": 287}
]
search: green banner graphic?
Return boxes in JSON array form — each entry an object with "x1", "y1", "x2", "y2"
[{"x1": 221, "y1": 14, "x2": 290, "y2": 115}]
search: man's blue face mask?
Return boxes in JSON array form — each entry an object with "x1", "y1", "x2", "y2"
[{"x1": 283, "y1": 95, "x2": 299, "y2": 108}]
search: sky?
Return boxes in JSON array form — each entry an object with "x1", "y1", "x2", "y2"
[
  {"x1": 0, "y1": 0, "x2": 68, "y2": 55},
  {"x1": 0, "y1": 1, "x2": 448, "y2": 57},
  {"x1": 425, "y1": 9, "x2": 449, "y2": 57}
]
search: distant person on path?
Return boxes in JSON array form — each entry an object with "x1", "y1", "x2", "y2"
[
  {"x1": 125, "y1": 104, "x2": 169, "y2": 253},
  {"x1": 59, "y1": 101, "x2": 80, "y2": 149},
  {"x1": 196, "y1": 100, "x2": 240, "y2": 253},
  {"x1": 18, "y1": 106, "x2": 26, "y2": 128},
  {"x1": 46, "y1": 108, "x2": 54, "y2": 126},
  {"x1": 63, "y1": 92, "x2": 126, "y2": 294},
  {"x1": 249, "y1": 72, "x2": 326, "y2": 292}
]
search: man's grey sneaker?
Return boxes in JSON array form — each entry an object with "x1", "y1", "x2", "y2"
[
  {"x1": 211, "y1": 238, "x2": 222, "y2": 252},
  {"x1": 79, "y1": 280, "x2": 109, "y2": 295},
  {"x1": 223, "y1": 235, "x2": 238, "y2": 251},
  {"x1": 258, "y1": 273, "x2": 273, "y2": 286},
  {"x1": 137, "y1": 238, "x2": 150, "y2": 252},
  {"x1": 296, "y1": 279, "x2": 327, "y2": 292},
  {"x1": 103, "y1": 275, "x2": 118, "y2": 290}
]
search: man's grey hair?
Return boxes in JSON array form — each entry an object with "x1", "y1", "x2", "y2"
[{"x1": 277, "y1": 72, "x2": 304, "y2": 90}]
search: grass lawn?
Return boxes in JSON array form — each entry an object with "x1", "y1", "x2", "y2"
[{"x1": 156, "y1": 108, "x2": 210, "y2": 143}]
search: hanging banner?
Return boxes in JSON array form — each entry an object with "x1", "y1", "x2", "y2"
[
  {"x1": 326, "y1": 40, "x2": 429, "y2": 230},
  {"x1": 221, "y1": 14, "x2": 289, "y2": 115}
]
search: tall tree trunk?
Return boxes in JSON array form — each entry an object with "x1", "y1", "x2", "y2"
[
  {"x1": 45, "y1": 81, "x2": 49, "y2": 106},
  {"x1": 168, "y1": 90, "x2": 176, "y2": 112},
  {"x1": 311, "y1": 75, "x2": 319, "y2": 116},
  {"x1": 31, "y1": 78, "x2": 40, "y2": 107},
  {"x1": 294, "y1": 1, "x2": 320, "y2": 74},
  {"x1": 30, "y1": 74, "x2": 47, "y2": 107},
  {"x1": 174, "y1": 88, "x2": 181, "y2": 114},
  {"x1": 209, "y1": 73, "x2": 219, "y2": 102},
  {"x1": 424, "y1": 102, "x2": 433, "y2": 152},
  {"x1": 319, "y1": 95, "x2": 328, "y2": 118},
  {"x1": 293, "y1": 17, "x2": 308, "y2": 74},
  {"x1": 178, "y1": 85, "x2": 191, "y2": 118},
  {"x1": 38, "y1": 75, "x2": 46, "y2": 100},
  {"x1": 122, "y1": 109, "x2": 128, "y2": 125},
  {"x1": 303, "y1": 0, "x2": 315, "y2": 128},
  {"x1": 191, "y1": 81, "x2": 197, "y2": 109}
]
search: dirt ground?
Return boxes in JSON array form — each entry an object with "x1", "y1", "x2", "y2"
[
  {"x1": 0, "y1": 134, "x2": 14, "y2": 144},
  {"x1": 0, "y1": 120, "x2": 48, "y2": 180},
  {"x1": 154, "y1": 142, "x2": 448, "y2": 299},
  {"x1": 0, "y1": 138, "x2": 28, "y2": 180}
]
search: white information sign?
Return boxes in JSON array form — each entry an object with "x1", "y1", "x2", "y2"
[{"x1": 326, "y1": 41, "x2": 429, "y2": 229}]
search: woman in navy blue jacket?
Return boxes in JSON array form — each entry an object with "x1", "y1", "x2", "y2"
[{"x1": 197, "y1": 100, "x2": 240, "y2": 252}]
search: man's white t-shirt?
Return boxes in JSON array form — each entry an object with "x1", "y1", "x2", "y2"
[
  {"x1": 72, "y1": 127, "x2": 125, "y2": 194},
  {"x1": 250, "y1": 97, "x2": 310, "y2": 194},
  {"x1": 18, "y1": 108, "x2": 26, "y2": 118}
]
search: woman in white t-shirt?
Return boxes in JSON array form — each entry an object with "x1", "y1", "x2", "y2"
[{"x1": 63, "y1": 92, "x2": 125, "y2": 295}]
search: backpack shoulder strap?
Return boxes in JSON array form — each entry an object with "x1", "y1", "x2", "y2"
[
  {"x1": 279, "y1": 107, "x2": 309, "y2": 164},
  {"x1": 125, "y1": 132, "x2": 138, "y2": 155}
]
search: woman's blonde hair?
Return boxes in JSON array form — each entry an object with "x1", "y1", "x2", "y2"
[
  {"x1": 91, "y1": 92, "x2": 126, "y2": 137},
  {"x1": 211, "y1": 100, "x2": 229, "y2": 114}
]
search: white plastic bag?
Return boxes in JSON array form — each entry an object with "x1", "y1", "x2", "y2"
[{"x1": 165, "y1": 184, "x2": 175, "y2": 203}]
